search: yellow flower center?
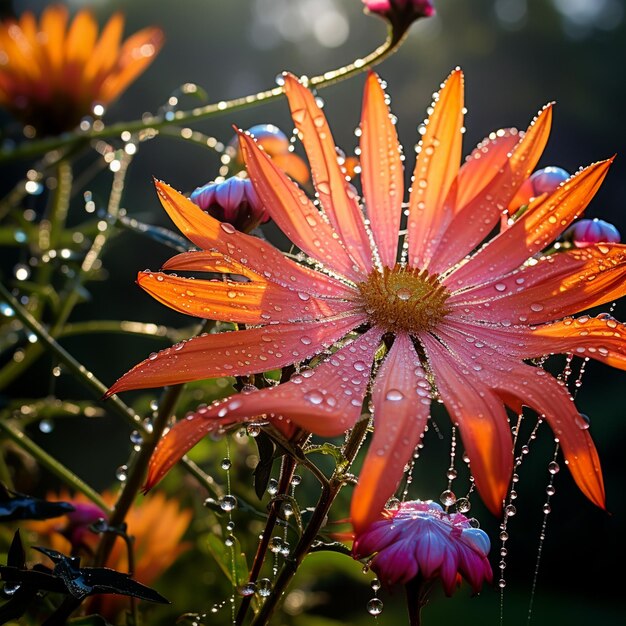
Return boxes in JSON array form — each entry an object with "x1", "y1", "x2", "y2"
[{"x1": 358, "y1": 265, "x2": 450, "y2": 334}]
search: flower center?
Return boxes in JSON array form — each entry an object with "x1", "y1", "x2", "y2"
[{"x1": 358, "y1": 265, "x2": 450, "y2": 334}]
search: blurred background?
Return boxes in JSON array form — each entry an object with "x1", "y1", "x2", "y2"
[{"x1": 1, "y1": 0, "x2": 625, "y2": 625}]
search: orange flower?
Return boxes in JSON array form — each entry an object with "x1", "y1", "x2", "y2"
[
  {"x1": 26, "y1": 490, "x2": 191, "y2": 620},
  {"x1": 0, "y1": 4, "x2": 163, "y2": 135},
  {"x1": 107, "y1": 70, "x2": 625, "y2": 534}
]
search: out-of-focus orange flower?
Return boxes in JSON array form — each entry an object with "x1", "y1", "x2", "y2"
[
  {"x1": 26, "y1": 489, "x2": 192, "y2": 620},
  {"x1": 0, "y1": 4, "x2": 163, "y2": 135}
]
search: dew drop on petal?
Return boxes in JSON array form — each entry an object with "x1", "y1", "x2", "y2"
[{"x1": 385, "y1": 388, "x2": 404, "y2": 401}]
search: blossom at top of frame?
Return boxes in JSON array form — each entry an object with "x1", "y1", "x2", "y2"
[
  {"x1": 563, "y1": 218, "x2": 621, "y2": 248},
  {"x1": 229, "y1": 123, "x2": 310, "y2": 185},
  {"x1": 0, "y1": 4, "x2": 163, "y2": 135},
  {"x1": 190, "y1": 176, "x2": 267, "y2": 234},
  {"x1": 352, "y1": 499, "x2": 492, "y2": 594},
  {"x1": 362, "y1": 0, "x2": 435, "y2": 36},
  {"x1": 106, "y1": 68, "x2": 625, "y2": 535}
]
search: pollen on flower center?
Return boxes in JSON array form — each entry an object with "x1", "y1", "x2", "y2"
[{"x1": 358, "y1": 265, "x2": 450, "y2": 334}]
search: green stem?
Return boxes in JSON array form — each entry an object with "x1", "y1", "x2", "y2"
[
  {"x1": 57, "y1": 320, "x2": 179, "y2": 342},
  {"x1": 0, "y1": 283, "x2": 144, "y2": 429},
  {"x1": 235, "y1": 454, "x2": 298, "y2": 626},
  {"x1": 0, "y1": 420, "x2": 112, "y2": 514},
  {"x1": 250, "y1": 417, "x2": 370, "y2": 626},
  {"x1": 0, "y1": 26, "x2": 400, "y2": 164},
  {"x1": 93, "y1": 382, "x2": 184, "y2": 567},
  {"x1": 0, "y1": 151, "x2": 131, "y2": 391}
]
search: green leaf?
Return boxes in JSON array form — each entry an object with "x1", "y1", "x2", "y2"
[
  {"x1": 205, "y1": 533, "x2": 248, "y2": 588},
  {"x1": 252, "y1": 431, "x2": 277, "y2": 500}
]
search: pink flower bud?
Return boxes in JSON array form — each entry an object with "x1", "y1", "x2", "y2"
[
  {"x1": 352, "y1": 500, "x2": 492, "y2": 595},
  {"x1": 362, "y1": 0, "x2": 435, "y2": 37},
  {"x1": 190, "y1": 177, "x2": 267, "y2": 233}
]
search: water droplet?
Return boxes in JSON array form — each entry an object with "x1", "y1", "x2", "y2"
[
  {"x1": 505, "y1": 504, "x2": 517, "y2": 517},
  {"x1": 396, "y1": 288, "x2": 411, "y2": 301},
  {"x1": 225, "y1": 534, "x2": 235, "y2": 547},
  {"x1": 247, "y1": 424, "x2": 261, "y2": 437},
  {"x1": 220, "y1": 495, "x2": 237, "y2": 512},
  {"x1": 220, "y1": 222, "x2": 236, "y2": 234},
  {"x1": 239, "y1": 582, "x2": 256, "y2": 597},
  {"x1": 3, "y1": 582, "x2": 21, "y2": 596},
  {"x1": 221, "y1": 458, "x2": 232, "y2": 470},
  {"x1": 304, "y1": 390, "x2": 324, "y2": 405},
  {"x1": 456, "y1": 497, "x2": 471, "y2": 513},
  {"x1": 548, "y1": 461, "x2": 560, "y2": 474},
  {"x1": 530, "y1": 303, "x2": 544, "y2": 312},
  {"x1": 367, "y1": 598, "x2": 384, "y2": 616},
  {"x1": 257, "y1": 578, "x2": 272, "y2": 597},
  {"x1": 494, "y1": 283, "x2": 507, "y2": 292},
  {"x1": 267, "y1": 479, "x2": 279, "y2": 496},
  {"x1": 115, "y1": 465, "x2": 128, "y2": 482},
  {"x1": 542, "y1": 503, "x2": 552, "y2": 514},
  {"x1": 440, "y1": 489, "x2": 456, "y2": 506},
  {"x1": 385, "y1": 388, "x2": 404, "y2": 402},
  {"x1": 130, "y1": 430, "x2": 143, "y2": 445},
  {"x1": 39, "y1": 419, "x2": 54, "y2": 433},
  {"x1": 269, "y1": 537, "x2": 283, "y2": 554},
  {"x1": 291, "y1": 474, "x2": 302, "y2": 486},
  {"x1": 446, "y1": 468, "x2": 458, "y2": 480}
]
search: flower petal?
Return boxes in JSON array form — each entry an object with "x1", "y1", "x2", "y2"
[
  {"x1": 144, "y1": 327, "x2": 383, "y2": 491},
  {"x1": 415, "y1": 525, "x2": 446, "y2": 578},
  {"x1": 105, "y1": 314, "x2": 365, "y2": 396},
  {"x1": 449, "y1": 244, "x2": 626, "y2": 324},
  {"x1": 429, "y1": 103, "x2": 553, "y2": 274},
  {"x1": 454, "y1": 129, "x2": 521, "y2": 210},
  {"x1": 153, "y1": 180, "x2": 356, "y2": 300},
  {"x1": 283, "y1": 73, "x2": 373, "y2": 274},
  {"x1": 445, "y1": 158, "x2": 613, "y2": 290},
  {"x1": 421, "y1": 334, "x2": 513, "y2": 516},
  {"x1": 84, "y1": 12, "x2": 124, "y2": 82},
  {"x1": 360, "y1": 72, "x2": 404, "y2": 268},
  {"x1": 99, "y1": 25, "x2": 164, "y2": 103},
  {"x1": 198, "y1": 326, "x2": 383, "y2": 436},
  {"x1": 136, "y1": 270, "x2": 356, "y2": 324},
  {"x1": 477, "y1": 359, "x2": 605, "y2": 510},
  {"x1": 237, "y1": 129, "x2": 362, "y2": 281},
  {"x1": 406, "y1": 68, "x2": 464, "y2": 268},
  {"x1": 351, "y1": 334, "x2": 431, "y2": 533}
]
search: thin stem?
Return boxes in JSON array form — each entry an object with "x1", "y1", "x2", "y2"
[
  {"x1": 250, "y1": 417, "x2": 370, "y2": 625},
  {"x1": 405, "y1": 576, "x2": 432, "y2": 626},
  {"x1": 0, "y1": 283, "x2": 144, "y2": 429},
  {"x1": 0, "y1": 26, "x2": 400, "y2": 164},
  {"x1": 57, "y1": 319, "x2": 179, "y2": 342},
  {"x1": 0, "y1": 151, "x2": 131, "y2": 390},
  {"x1": 0, "y1": 420, "x2": 112, "y2": 514},
  {"x1": 235, "y1": 454, "x2": 297, "y2": 626},
  {"x1": 93, "y1": 383, "x2": 184, "y2": 568}
]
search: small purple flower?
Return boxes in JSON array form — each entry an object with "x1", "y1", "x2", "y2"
[
  {"x1": 362, "y1": 1, "x2": 435, "y2": 37},
  {"x1": 563, "y1": 218, "x2": 621, "y2": 248},
  {"x1": 352, "y1": 500, "x2": 492, "y2": 595},
  {"x1": 190, "y1": 177, "x2": 267, "y2": 233},
  {"x1": 62, "y1": 501, "x2": 106, "y2": 550}
]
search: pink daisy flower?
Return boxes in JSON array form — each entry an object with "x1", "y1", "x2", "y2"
[{"x1": 106, "y1": 69, "x2": 625, "y2": 533}]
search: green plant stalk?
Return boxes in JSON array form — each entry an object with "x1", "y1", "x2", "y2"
[
  {"x1": 250, "y1": 417, "x2": 370, "y2": 625},
  {"x1": 235, "y1": 454, "x2": 298, "y2": 625},
  {"x1": 0, "y1": 420, "x2": 112, "y2": 513},
  {"x1": 57, "y1": 319, "x2": 179, "y2": 341},
  {"x1": 0, "y1": 25, "x2": 401, "y2": 164},
  {"x1": 0, "y1": 151, "x2": 131, "y2": 391},
  {"x1": 93, "y1": 382, "x2": 184, "y2": 568},
  {"x1": 0, "y1": 282, "x2": 144, "y2": 429}
]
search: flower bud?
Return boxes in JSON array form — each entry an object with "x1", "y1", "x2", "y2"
[
  {"x1": 352, "y1": 499, "x2": 492, "y2": 595},
  {"x1": 509, "y1": 166, "x2": 571, "y2": 213},
  {"x1": 230, "y1": 124, "x2": 309, "y2": 185},
  {"x1": 362, "y1": 1, "x2": 435, "y2": 39},
  {"x1": 190, "y1": 177, "x2": 267, "y2": 233},
  {"x1": 563, "y1": 218, "x2": 621, "y2": 248}
]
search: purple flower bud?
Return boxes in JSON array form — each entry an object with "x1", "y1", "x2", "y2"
[
  {"x1": 352, "y1": 499, "x2": 492, "y2": 595},
  {"x1": 529, "y1": 166, "x2": 570, "y2": 197},
  {"x1": 563, "y1": 218, "x2": 621, "y2": 248},
  {"x1": 190, "y1": 177, "x2": 267, "y2": 234},
  {"x1": 62, "y1": 501, "x2": 106, "y2": 549}
]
